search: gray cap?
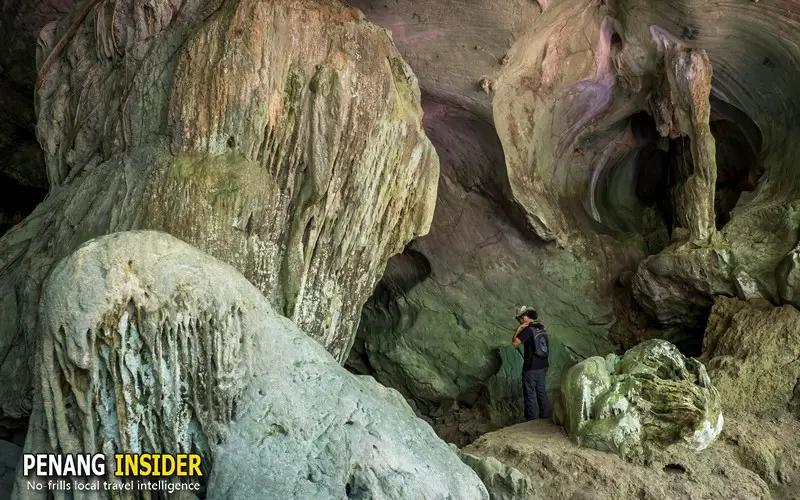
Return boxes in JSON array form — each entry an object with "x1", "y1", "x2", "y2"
[{"x1": 516, "y1": 306, "x2": 535, "y2": 318}]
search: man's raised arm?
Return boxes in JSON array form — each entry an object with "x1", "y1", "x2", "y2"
[{"x1": 512, "y1": 324, "x2": 525, "y2": 345}]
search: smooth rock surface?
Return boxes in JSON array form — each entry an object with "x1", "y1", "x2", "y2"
[{"x1": 16, "y1": 230, "x2": 487, "y2": 500}]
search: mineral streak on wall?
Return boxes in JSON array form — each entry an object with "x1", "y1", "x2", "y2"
[{"x1": 0, "y1": 0, "x2": 439, "y2": 424}]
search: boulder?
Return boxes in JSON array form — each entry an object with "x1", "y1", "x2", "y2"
[
  {"x1": 632, "y1": 242, "x2": 736, "y2": 331},
  {"x1": 16, "y1": 230, "x2": 487, "y2": 500},
  {"x1": 0, "y1": 0, "x2": 438, "y2": 425},
  {"x1": 703, "y1": 297, "x2": 800, "y2": 416},
  {"x1": 559, "y1": 339, "x2": 723, "y2": 462},
  {"x1": 452, "y1": 445, "x2": 532, "y2": 500}
]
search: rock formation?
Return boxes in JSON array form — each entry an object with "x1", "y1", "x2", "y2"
[
  {"x1": 0, "y1": 0, "x2": 437, "y2": 429},
  {"x1": 703, "y1": 297, "x2": 800, "y2": 417},
  {"x1": 2, "y1": 0, "x2": 800, "y2": 496},
  {"x1": 558, "y1": 339, "x2": 722, "y2": 462},
  {"x1": 346, "y1": 0, "x2": 800, "y2": 445},
  {"x1": 17, "y1": 230, "x2": 487, "y2": 500},
  {"x1": 0, "y1": 0, "x2": 69, "y2": 230},
  {"x1": 461, "y1": 420, "x2": 771, "y2": 500},
  {"x1": 702, "y1": 297, "x2": 800, "y2": 495}
]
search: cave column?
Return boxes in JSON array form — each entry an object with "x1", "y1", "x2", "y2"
[{"x1": 650, "y1": 29, "x2": 717, "y2": 242}]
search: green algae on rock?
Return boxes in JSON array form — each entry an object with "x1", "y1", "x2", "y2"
[
  {"x1": 17, "y1": 230, "x2": 488, "y2": 499},
  {"x1": 0, "y1": 0, "x2": 438, "y2": 426},
  {"x1": 559, "y1": 339, "x2": 723, "y2": 462}
]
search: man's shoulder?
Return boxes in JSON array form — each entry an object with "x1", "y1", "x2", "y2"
[{"x1": 519, "y1": 324, "x2": 540, "y2": 340}]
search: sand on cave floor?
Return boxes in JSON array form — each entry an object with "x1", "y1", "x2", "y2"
[{"x1": 462, "y1": 419, "x2": 777, "y2": 500}]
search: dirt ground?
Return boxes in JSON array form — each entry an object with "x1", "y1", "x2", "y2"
[{"x1": 462, "y1": 419, "x2": 782, "y2": 500}]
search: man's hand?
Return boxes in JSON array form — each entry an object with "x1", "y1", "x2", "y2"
[{"x1": 512, "y1": 323, "x2": 525, "y2": 345}]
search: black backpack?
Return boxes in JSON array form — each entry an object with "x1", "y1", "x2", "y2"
[{"x1": 531, "y1": 325, "x2": 549, "y2": 358}]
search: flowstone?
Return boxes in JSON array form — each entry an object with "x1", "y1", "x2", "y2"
[
  {"x1": 559, "y1": 339, "x2": 723, "y2": 462},
  {"x1": 15, "y1": 231, "x2": 487, "y2": 500},
  {"x1": 0, "y1": 0, "x2": 438, "y2": 426}
]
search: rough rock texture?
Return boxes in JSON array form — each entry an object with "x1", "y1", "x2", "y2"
[
  {"x1": 17, "y1": 230, "x2": 487, "y2": 500},
  {"x1": 559, "y1": 340, "x2": 723, "y2": 462},
  {"x1": 0, "y1": 0, "x2": 73, "y2": 189},
  {"x1": 0, "y1": 440, "x2": 20, "y2": 500},
  {"x1": 461, "y1": 420, "x2": 770, "y2": 500},
  {"x1": 0, "y1": 0, "x2": 437, "y2": 426},
  {"x1": 700, "y1": 297, "x2": 800, "y2": 496},
  {"x1": 719, "y1": 412, "x2": 800, "y2": 499},
  {"x1": 0, "y1": 0, "x2": 69, "y2": 236},
  {"x1": 703, "y1": 297, "x2": 800, "y2": 416}
]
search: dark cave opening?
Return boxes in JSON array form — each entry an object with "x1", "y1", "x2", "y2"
[
  {"x1": 346, "y1": 247, "x2": 432, "y2": 377},
  {"x1": 711, "y1": 117, "x2": 761, "y2": 229},
  {"x1": 664, "y1": 463, "x2": 687, "y2": 474},
  {"x1": 0, "y1": 173, "x2": 47, "y2": 236},
  {"x1": 631, "y1": 103, "x2": 761, "y2": 235},
  {"x1": 368, "y1": 248, "x2": 432, "y2": 308}
]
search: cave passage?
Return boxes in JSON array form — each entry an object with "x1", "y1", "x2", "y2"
[
  {"x1": 632, "y1": 103, "x2": 761, "y2": 235},
  {"x1": 0, "y1": 173, "x2": 47, "y2": 236}
]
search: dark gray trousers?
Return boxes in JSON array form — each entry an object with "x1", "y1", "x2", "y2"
[{"x1": 522, "y1": 368, "x2": 550, "y2": 420}]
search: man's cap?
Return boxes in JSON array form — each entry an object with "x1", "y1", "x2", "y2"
[{"x1": 516, "y1": 306, "x2": 536, "y2": 318}]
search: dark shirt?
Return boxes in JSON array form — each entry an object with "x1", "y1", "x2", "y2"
[{"x1": 518, "y1": 323, "x2": 549, "y2": 371}]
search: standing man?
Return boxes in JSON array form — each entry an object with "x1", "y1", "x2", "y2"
[{"x1": 512, "y1": 306, "x2": 551, "y2": 421}]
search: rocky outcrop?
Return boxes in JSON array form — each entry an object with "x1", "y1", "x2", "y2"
[
  {"x1": 0, "y1": 441, "x2": 20, "y2": 500},
  {"x1": 453, "y1": 445, "x2": 531, "y2": 500},
  {"x1": 699, "y1": 297, "x2": 800, "y2": 496},
  {"x1": 0, "y1": 0, "x2": 73, "y2": 189},
  {"x1": 0, "y1": 0, "x2": 69, "y2": 236},
  {"x1": 559, "y1": 340, "x2": 722, "y2": 462},
  {"x1": 461, "y1": 420, "x2": 770, "y2": 500},
  {"x1": 0, "y1": 0, "x2": 437, "y2": 426},
  {"x1": 17, "y1": 230, "x2": 487, "y2": 500},
  {"x1": 703, "y1": 297, "x2": 800, "y2": 416}
]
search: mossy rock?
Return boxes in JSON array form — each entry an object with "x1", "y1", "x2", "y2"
[{"x1": 562, "y1": 339, "x2": 723, "y2": 462}]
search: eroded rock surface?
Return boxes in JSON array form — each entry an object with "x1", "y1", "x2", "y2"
[
  {"x1": 347, "y1": 0, "x2": 800, "y2": 443},
  {"x1": 462, "y1": 420, "x2": 770, "y2": 500},
  {"x1": 0, "y1": 0, "x2": 73, "y2": 189},
  {"x1": 703, "y1": 297, "x2": 800, "y2": 416},
  {"x1": 0, "y1": 0, "x2": 437, "y2": 426},
  {"x1": 559, "y1": 339, "x2": 722, "y2": 462},
  {"x1": 700, "y1": 297, "x2": 800, "y2": 496},
  {"x1": 17, "y1": 230, "x2": 487, "y2": 500}
]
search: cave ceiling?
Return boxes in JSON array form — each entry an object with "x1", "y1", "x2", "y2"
[{"x1": 2, "y1": 0, "x2": 800, "y2": 426}]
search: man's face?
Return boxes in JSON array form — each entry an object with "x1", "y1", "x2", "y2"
[{"x1": 517, "y1": 316, "x2": 530, "y2": 325}]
